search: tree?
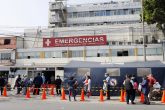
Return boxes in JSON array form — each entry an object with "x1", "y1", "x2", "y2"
[{"x1": 143, "y1": 0, "x2": 165, "y2": 37}]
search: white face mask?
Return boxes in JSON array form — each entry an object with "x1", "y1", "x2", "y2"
[{"x1": 105, "y1": 75, "x2": 108, "y2": 77}]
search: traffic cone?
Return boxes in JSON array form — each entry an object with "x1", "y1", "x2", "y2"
[
  {"x1": 140, "y1": 93, "x2": 145, "y2": 103},
  {"x1": 25, "y1": 87, "x2": 31, "y2": 99},
  {"x1": 99, "y1": 89, "x2": 104, "y2": 102},
  {"x1": 3, "y1": 86, "x2": 7, "y2": 97},
  {"x1": 41, "y1": 88, "x2": 46, "y2": 100},
  {"x1": 50, "y1": 86, "x2": 55, "y2": 96},
  {"x1": 161, "y1": 90, "x2": 165, "y2": 103},
  {"x1": 120, "y1": 89, "x2": 124, "y2": 102},
  {"x1": 80, "y1": 89, "x2": 85, "y2": 101},
  {"x1": 61, "y1": 88, "x2": 66, "y2": 100}
]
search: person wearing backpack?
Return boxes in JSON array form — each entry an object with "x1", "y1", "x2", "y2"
[
  {"x1": 14, "y1": 75, "x2": 22, "y2": 94},
  {"x1": 124, "y1": 75, "x2": 135, "y2": 104}
]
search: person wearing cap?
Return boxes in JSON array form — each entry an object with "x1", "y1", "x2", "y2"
[{"x1": 104, "y1": 73, "x2": 111, "y2": 100}]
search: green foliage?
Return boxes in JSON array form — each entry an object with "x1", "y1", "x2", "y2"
[{"x1": 143, "y1": 0, "x2": 165, "y2": 30}]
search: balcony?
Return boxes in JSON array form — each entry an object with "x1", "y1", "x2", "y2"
[
  {"x1": 49, "y1": 3, "x2": 66, "y2": 11},
  {"x1": 49, "y1": 18, "x2": 62, "y2": 23}
]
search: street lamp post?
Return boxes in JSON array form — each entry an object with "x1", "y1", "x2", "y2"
[{"x1": 141, "y1": 0, "x2": 147, "y2": 62}]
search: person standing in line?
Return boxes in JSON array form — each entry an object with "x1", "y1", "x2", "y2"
[
  {"x1": 104, "y1": 73, "x2": 111, "y2": 100},
  {"x1": 33, "y1": 73, "x2": 43, "y2": 95},
  {"x1": 131, "y1": 75, "x2": 138, "y2": 102},
  {"x1": 14, "y1": 75, "x2": 22, "y2": 94},
  {"x1": 147, "y1": 74, "x2": 156, "y2": 99},
  {"x1": 0, "y1": 76, "x2": 5, "y2": 95},
  {"x1": 124, "y1": 75, "x2": 135, "y2": 104},
  {"x1": 86, "y1": 76, "x2": 91, "y2": 98},
  {"x1": 83, "y1": 74, "x2": 88, "y2": 94},
  {"x1": 142, "y1": 75, "x2": 150, "y2": 105},
  {"x1": 67, "y1": 76, "x2": 78, "y2": 101},
  {"x1": 22, "y1": 75, "x2": 30, "y2": 95},
  {"x1": 55, "y1": 75, "x2": 62, "y2": 96}
]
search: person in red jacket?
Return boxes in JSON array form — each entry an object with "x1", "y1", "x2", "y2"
[{"x1": 147, "y1": 74, "x2": 156, "y2": 99}]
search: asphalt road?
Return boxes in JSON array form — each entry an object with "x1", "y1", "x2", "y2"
[{"x1": 0, "y1": 96, "x2": 164, "y2": 110}]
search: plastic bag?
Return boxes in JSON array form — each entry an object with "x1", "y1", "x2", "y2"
[{"x1": 138, "y1": 83, "x2": 142, "y2": 91}]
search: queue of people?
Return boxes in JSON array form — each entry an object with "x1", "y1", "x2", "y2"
[
  {"x1": 13, "y1": 73, "x2": 63, "y2": 96},
  {"x1": 1, "y1": 72, "x2": 161, "y2": 105},
  {"x1": 123, "y1": 73, "x2": 158, "y2": 105}
]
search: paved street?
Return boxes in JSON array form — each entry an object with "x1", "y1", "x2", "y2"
[{"x1": 0, "y1": 95, "x2": 164, "y2": 110}]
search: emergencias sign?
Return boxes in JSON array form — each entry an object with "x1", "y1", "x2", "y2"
[{"x1": 43, "y1": 35, "x2": 107, "y2": 47}]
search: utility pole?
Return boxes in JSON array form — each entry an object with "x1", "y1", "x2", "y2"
[{"x1": 141, "y1": 0, "x2": 147, "y2": 62}]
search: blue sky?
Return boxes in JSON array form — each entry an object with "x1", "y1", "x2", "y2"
[{"x1": 0, "y1": 0, "x2": 126, "y2": 27}]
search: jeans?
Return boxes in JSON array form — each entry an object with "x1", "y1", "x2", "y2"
[{"x1": 68, "y1": 87, "x2": 76, "y2": 101}]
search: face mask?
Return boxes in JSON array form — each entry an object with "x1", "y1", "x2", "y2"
[{"x1": 105, "y1": 75, "x2": 107, "y2": 77}]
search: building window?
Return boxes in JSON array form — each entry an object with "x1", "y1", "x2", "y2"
[
  {"x1": 17, "y1": 53, "x2": 24, "y2": 59},
  {"x1": 106, "y1": 10, "x2": 111, "y2": 16},
  {"x1": 45, "y1": 52, "x2": 52, "y2": 58},
  {"x1": 117, "y1": 50, "x2": 128, "y2": 56},
  {"x1": 106, "y1": 68, "x2": 120, "y2": 76},
  {"x1": 77, "y1": 68, "x2": 90, "y2": 76},
  {"x1": 71, "y1": 51, "x2": 83, "y2": 57},
  {"x1": 86, "y1": 50, "x2": 97, "y2": 57},
  {"x1": 1, "y1": 53, "x2": 11, "y2": 60},
  {"x1": 98, "y1": 49, "x2": 109, "y2": 57},
  {"x1": 137, "y1": 68, "x2": 151, "y2": 77},
  {"x1": 4, "y1": 39, "x2": 11, "y2": 45},
  {"x1": 73, "y1": 12, "x2": 77, "y2": 18}
]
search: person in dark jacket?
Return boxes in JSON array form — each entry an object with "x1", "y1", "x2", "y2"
[
  {"x1": 142, "y1": 75, "x2": 150, "y2": 105},
  {"x1": 124, "y1": 75, "x2": 135, "y2": 104},
  {"x1": 67, "y1": 77, "x2": 78, "y2": 101},
  {"x1": 55, "y1": 75, "x2": 62, "y2": 95},
  {"x1": 14, "y1": 75, "x2": 22, "y2": 94},
  {"x1": 0, "y1": 76, "x2": 5, "y2": 95},
  {"x1": 33, "y1": 73, "x2": 43, "y2": 95}
]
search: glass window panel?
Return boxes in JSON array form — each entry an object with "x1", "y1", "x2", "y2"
[
  {"x1": 106, "y1": 10, "x2": 111, "y2": 16},
  {"x1": 156, "y1": 48, "x2": 162, "y2": 55},
  {"x1": 45, "y1": 52, "x2": 52, "y2": 58},
  {"x1": 77, "y1": 68, "x2": 90, "y2": 77},
  {"x1": 72, "y1": 51, "x2": 83, "y2": 57},
  {"x1": 129, "y1": 49, "x2": 134, "y2": 56},
  {"x1": 1, "y1": 53, "x2": 11, "y2": 60},
  {"x1": 138, "y1": 48, "x2": 143, "y2": 56},
  {"x1": 73, "y1": 12, "x2": 77, "y2": 18},
  {"x1": 111, "y1": 49, "x2": 117, "y2": 56},
  {"x1": 17, "y1": 53, "x2": 22, "y2": 59},
  {"x1": 137, "y1": 68, "x2": 151, "y2": 77},
  {"x1": 86, "y1": 50, "x2": 97, "y2": 57},
  {"x1": 107, "y1": 68, "x2": 120, "y2": 76},
  {"x1": 89, "y1": 11, "x2": 94, "y2": 17},
  {"x1": 98, "y1": 49, "x2": 109, "y2": 57}
]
